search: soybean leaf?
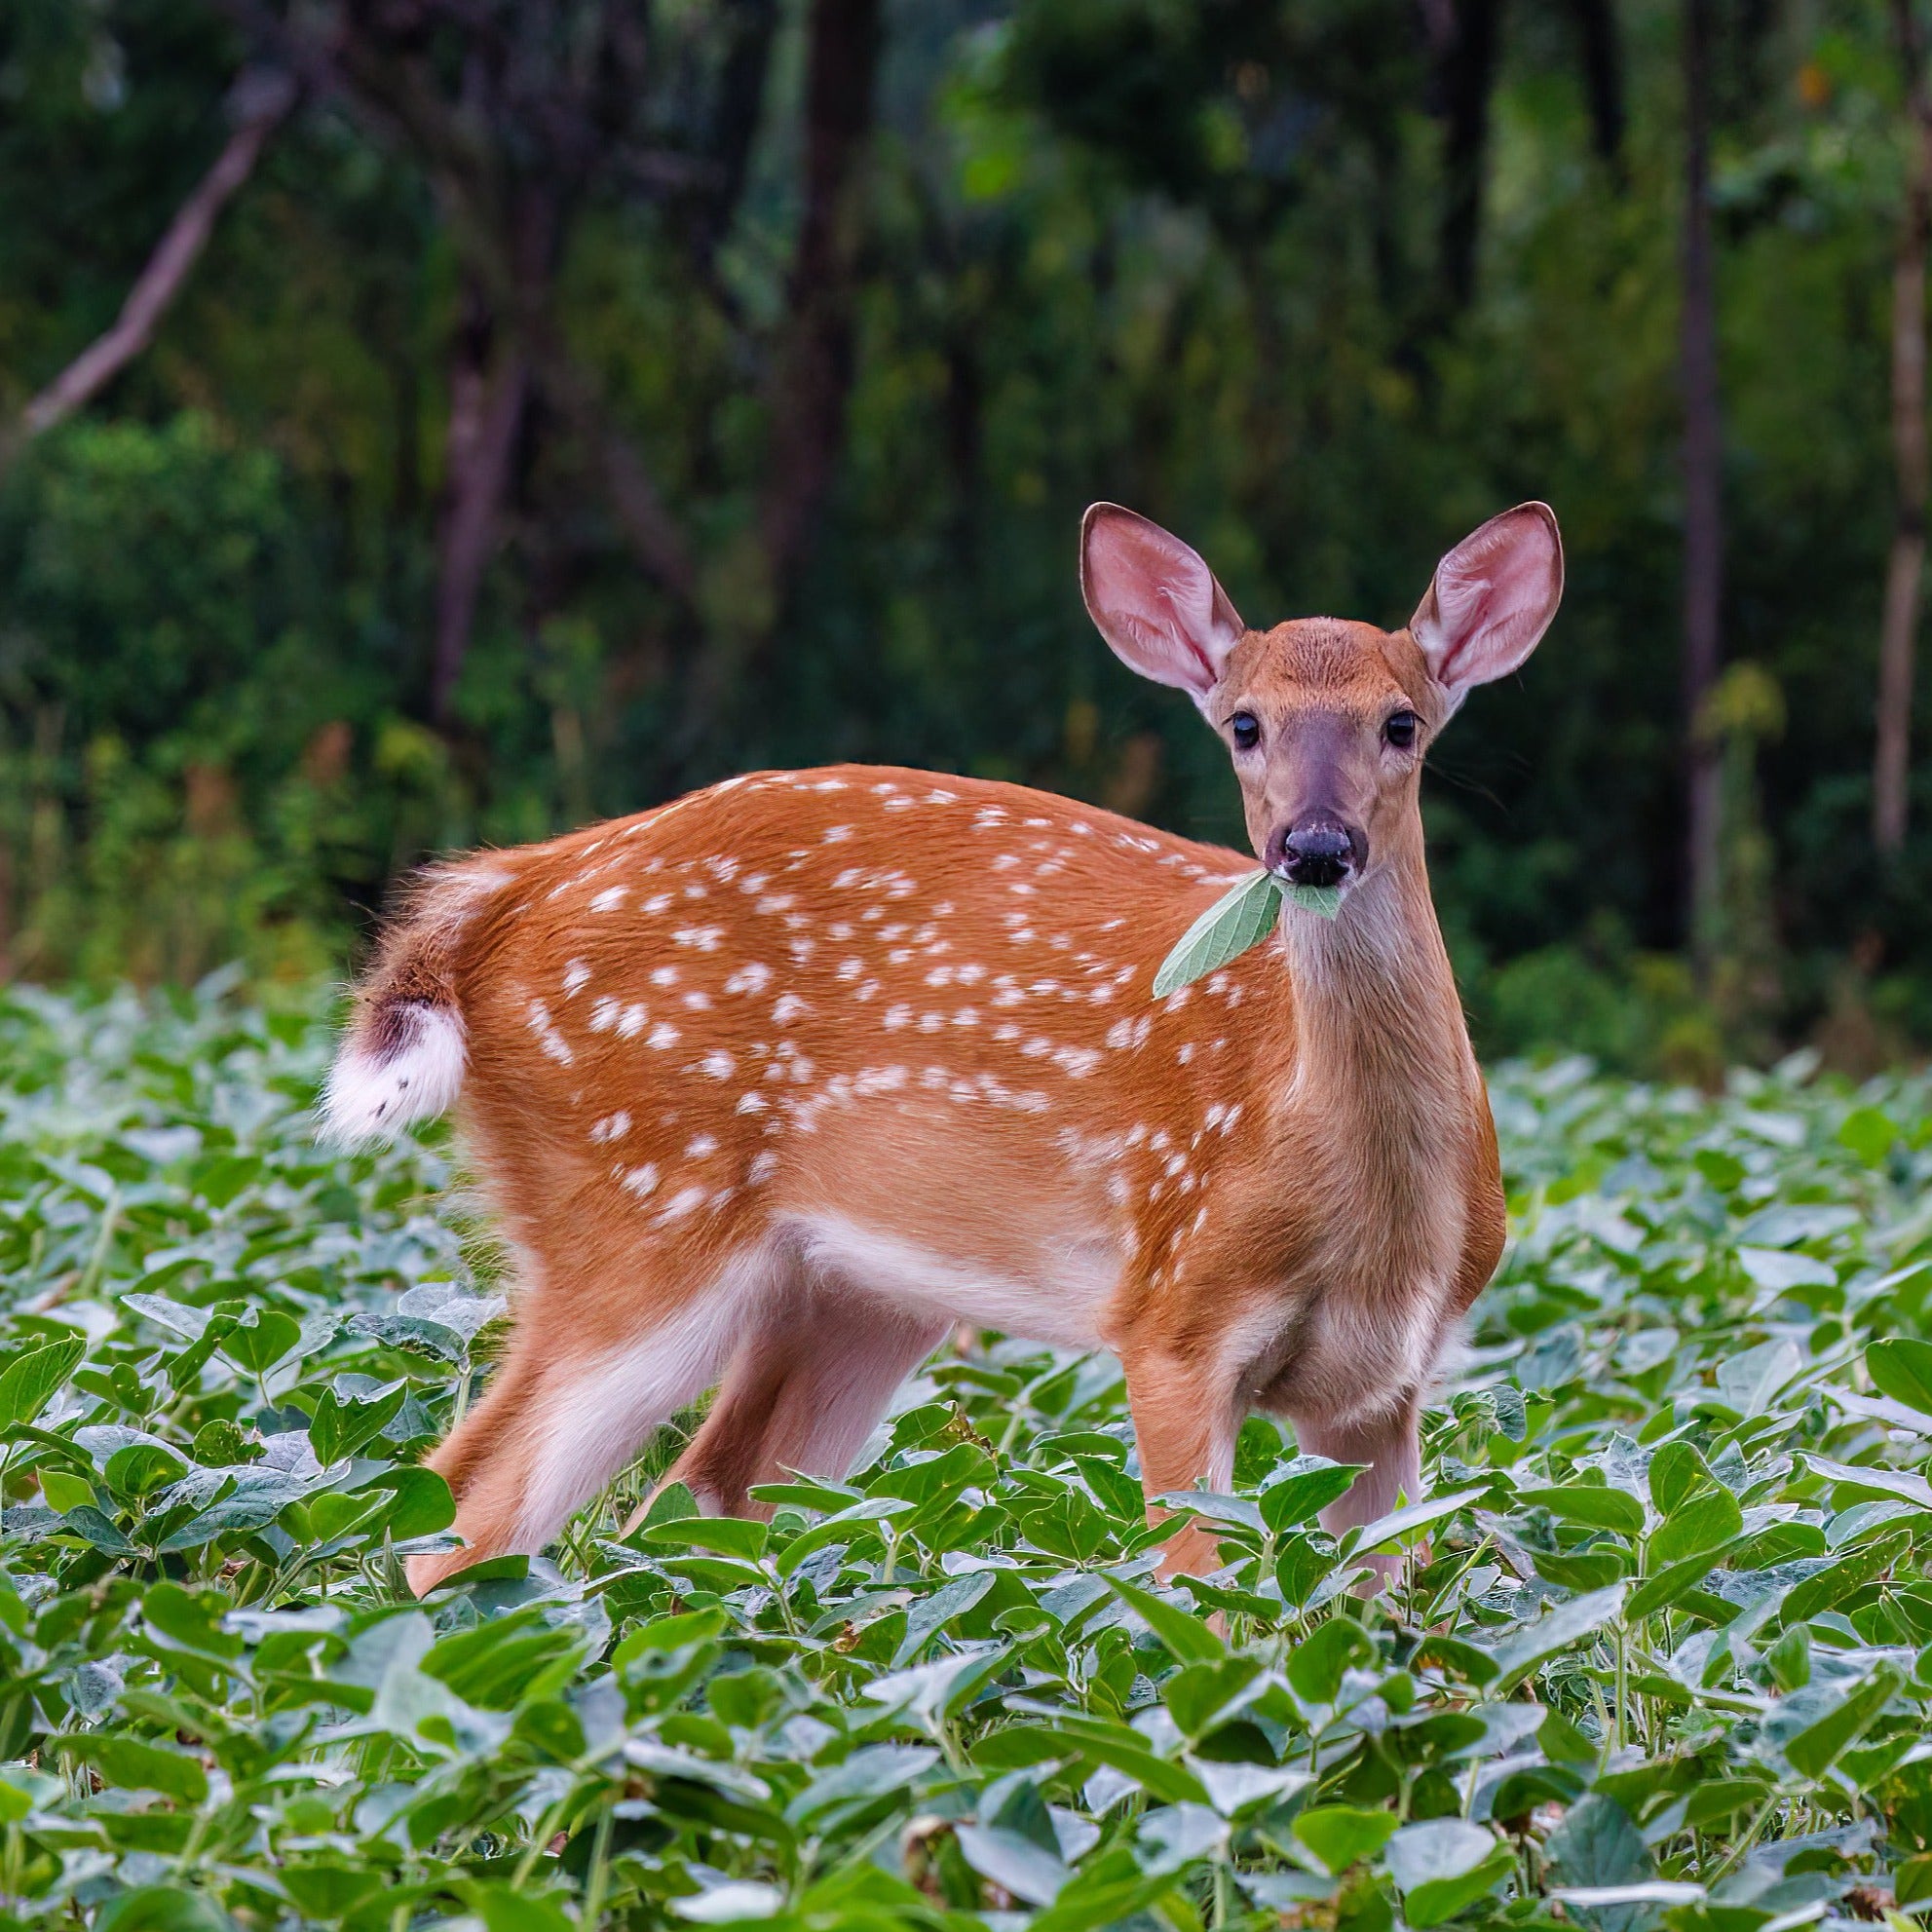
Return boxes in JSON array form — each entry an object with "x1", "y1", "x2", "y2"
[
  {"x1": 0, "y1": 1335, "x2": 85, "y2": 1430},
  {"x1": 1152, "y1": 870, "x2": 1281, "y2": 998}
]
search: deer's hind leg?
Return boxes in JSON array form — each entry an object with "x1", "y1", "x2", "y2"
[
  {"x1": 662, "y1": 1280, "x2": 948, "y2": 1518},
  {"x1": 405, "y1": 1241, "x2": 773, "y2": 1595}
]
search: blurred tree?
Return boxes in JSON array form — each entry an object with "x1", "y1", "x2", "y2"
[
  {"x1": 1876, "y1": 0, "x2": 1932, "y2": 853},
  {"x1": 1682, "y1": 0, "x2": 1726, "y2": 964}
]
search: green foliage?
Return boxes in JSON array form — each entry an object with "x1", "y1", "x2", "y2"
[{"x1": 0, "y1": 987, "x2": 1928, "y2": 1922}]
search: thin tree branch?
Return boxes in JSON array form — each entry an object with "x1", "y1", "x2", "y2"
[{"x1": 9, "y1": 68, "x2": 295, "y2": 451}]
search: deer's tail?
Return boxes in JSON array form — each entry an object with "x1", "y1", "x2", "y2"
[{"x1": 319, "y1": 857, "x2": 514, "y2": 1147}]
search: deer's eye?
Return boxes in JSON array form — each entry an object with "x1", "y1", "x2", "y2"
[
  {"x1": 1230, "y1": 711, "x2": 1261, "y2": 751},
  {"x1": 1383, "y1": 709, "x2": 1420, "y2": 749}
]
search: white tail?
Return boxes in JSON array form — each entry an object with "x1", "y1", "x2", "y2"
[{"x1": 328, "y1": 503, "x2": 1563, "y2": 1595}]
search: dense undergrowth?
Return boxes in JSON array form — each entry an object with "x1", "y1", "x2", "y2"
[{"x1": 1, "y1": 981, "x2": 1931, "y2": 1931}]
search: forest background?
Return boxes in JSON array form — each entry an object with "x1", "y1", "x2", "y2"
[{"x1": 3, "y1": 0, "x2": 1927, "y2": 1080}]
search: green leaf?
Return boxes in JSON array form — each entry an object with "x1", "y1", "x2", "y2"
[
  {"x1": 305, "y1": 1380, "x2": 407, "y2": 1464},
  {"x1": 1868, "y1": 1338, "x2": 1932, "y2": 1418},
  {"x1": 1388, "y1": 1823, "x2": 1511, "y2": 1929},
  {"x1": 280, "y1": 1864, "x2": 386, "y2": 1920},
  {"x1": 954, "y1": 1824, "x2": 1069, "y2": 1907},
  {"x1": 106, "y1": 1441, "x2": 190, "y2": 1500},
  {"x1": 1348, "y1": 1486, "x2": 1487, "y2": 1553},
  {"x1": 1152, "y1": 869, "x2": 1280, "y2": 998},
  {"x1": 1259, "y1": 1459, "x2": 1364, "y2": 1532},
  {"x1": 93, "y1": 1887, "x2": 233, "y2": 1932},
  {"x1": 1514, "y1": 1484, "x2": 1647, "y2": 1536},
  {"x1": 1779, "y1": 1665, "x2": 1905, "y2": 1779},
  {"x1": 1647, "y1": 1442, "x2": 1714, "y2": 1517},
  {"x1": 1648, "y1": 1485, "x2": 1742, "y2": 1568},
  {"x1": 1627, "y1": 1552, "x2": 1727, "y2": 1620},
  {"x1": 40, "y1": 1468, "x2": 94, "y2": 1513},
  {"x1": 1800, "y1": 1452, "x2": 1932, "y2": 1508},
  {"x1": 1487, "y1": 1584, "x2": 1626, "y2": 1691},
  {"x1": 638, "y1": 1514, "x2": 769, "y2": 1561},
  {"x1": 1286, "y1": 1614, "x2": 1373, "y2": 1704},
  {"x1": 1292, "y1": 1805, "x2": 1398, "y2": 1875},
  {"x1": 58, "y1": 1733, "x2": 209, "y2": 1803},
  {"x1": 1280, "y1": 882, "x2": 1344, "y2": 919},
  {"x1": 1545, "y1": 1794, "x2": 1650, "y2": 1893},
  {"x1": 1780, "y1": 1525, "x2": 1913, "y2": 1625},
  {"x1": 218, "y1": 1308, "x2": 301, "y2": 1376},
  {"x1": 1104, "y1": 1573, "x2": 1224, "y2": 1664},
  {"x1": 0, "y1": 1336, "x2": 85, "y2": 1431},
  {"x1": 1838, "y1": 1106, "x2": 1900, "y2": 1164}
]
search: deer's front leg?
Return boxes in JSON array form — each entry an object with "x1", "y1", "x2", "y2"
[
  {"x1": 1118, "y1": 1341, "x2": 1242, "y2": 1580},
  {"x1": 1291, "y1": 1387, "x2": 1423, "y2": 1590}
]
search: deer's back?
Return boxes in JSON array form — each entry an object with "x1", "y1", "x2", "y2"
[{"x1": 425, "y1": 766, "x2": 1306, "y2": 1345}]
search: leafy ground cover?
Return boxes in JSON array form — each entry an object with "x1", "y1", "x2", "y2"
[{"x1": 1, "y1": 981, "x2": 1931, "y2": 1932}]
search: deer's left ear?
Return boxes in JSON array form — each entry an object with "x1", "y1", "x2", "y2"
[{"x1": 1410, "y1": 503, "x2": 1563, "y2": 707}]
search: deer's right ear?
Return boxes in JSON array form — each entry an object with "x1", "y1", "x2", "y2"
[{"x1": 1080, "y1": 504, "x2": 1244, "y2": 702}]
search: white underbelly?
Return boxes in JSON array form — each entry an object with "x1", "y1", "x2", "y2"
[{"x1": 789, "y1": 1210, "x2": 1118, "y2": 1349}]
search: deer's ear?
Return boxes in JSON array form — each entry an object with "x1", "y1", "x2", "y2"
[
  {"x1": 1410, "y1": 503, "x2": 1563, "y2": 707},
  {"x1": 1081, "y1": 504, "x2": 1244, "y2": 701}
]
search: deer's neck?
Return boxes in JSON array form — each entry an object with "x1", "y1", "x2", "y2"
[{"x1": 1273, "y1": 839, "x2": 1475, "y2": 1124}]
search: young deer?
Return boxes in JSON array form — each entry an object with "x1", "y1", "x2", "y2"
[{"x1": 324, "y1": 502, "x2": 1562, "y2": 1596}]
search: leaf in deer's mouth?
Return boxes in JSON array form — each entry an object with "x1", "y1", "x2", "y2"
[
  {"x1": 1280, "y1": 883, "x2": 1344, "y2": 920},
  {"x1": 1153, "y1": 868, "x2": 1282, "y2": 997}
]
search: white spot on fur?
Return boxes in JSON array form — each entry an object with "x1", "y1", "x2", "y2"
[
  {"x1": 526, "y1": 1000, "x2": 575, "y2": 1066},
  {"x1": 659, "y1": 1185, "x2": 707, "y2": 1223}
]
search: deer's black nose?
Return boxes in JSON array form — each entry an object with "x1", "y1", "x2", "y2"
[{"x1": 1270, "y1": 816, "x2": 1364, "y2": 889}]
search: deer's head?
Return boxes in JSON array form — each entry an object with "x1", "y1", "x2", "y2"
[{"x1": 1080, "y1": 503, "x2": 1563, "y2": 898}]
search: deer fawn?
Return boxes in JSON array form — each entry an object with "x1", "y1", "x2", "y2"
[{"x1": 324, "y1": 502, "x2": 1562, "y2": 1596}]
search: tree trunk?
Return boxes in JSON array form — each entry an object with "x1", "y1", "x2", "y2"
[
  {"x1": 1682, "y1": 0, "x2": 1725, "y2": 957},
  {"x1": 1876, "y1": 0, "x2": 1932, "y2": 855},
  {"x1": 672, "y1": 0, "x2": 883, "y2": 767},
  {"x1": 431, "y1": 288, "x2": 531, "y2": 727},
  {"x1": 1569, "y1": 0, "x2": 1627, "y2": 179},
  {"x1": 1431, "y1": 0, "x2": 1502, "y2": 316},
  {"x1": 756, "y1": 0, "x2": 884, "y2": 589}
]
